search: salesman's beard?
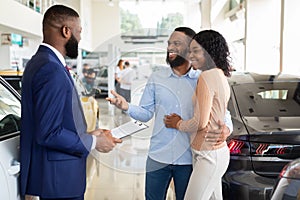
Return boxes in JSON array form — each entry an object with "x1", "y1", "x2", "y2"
[{"x1": 65, "y1": 33, "x2": 78, "y2": 59}]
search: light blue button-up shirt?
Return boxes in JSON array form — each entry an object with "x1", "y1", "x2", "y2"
[{"x1": 128, "y1": 66, "x2": 232, "y2": 165}]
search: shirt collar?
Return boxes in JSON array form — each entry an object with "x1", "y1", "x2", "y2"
[
  {"x1": 166, "y1": 66, "x2": 200, "y2": 79},
  {"x1": 187, "y1": 67, "x2": 201, "y2": 78},
  {"x1": 41, "y1": 43, "x2": 66, "y2": 67}
]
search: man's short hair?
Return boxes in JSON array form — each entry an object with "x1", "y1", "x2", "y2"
[
  {"x1": 43, "y1": 5, "x2": 79, "y2": 28},
  {"x1": 174, "y1": 27, "x2": 196, "y2": 39}
]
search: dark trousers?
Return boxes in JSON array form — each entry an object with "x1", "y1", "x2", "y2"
[
  {"x1": 40, "y1": 195, "x2": 84, "y2": 200},
  {"x1": 145, "y1": 157, "x2": 193, "y2": 200},
  {"x1": 115, "y1": 82, "x2": 121, "y2": 94},
  {"x1": 119, "y1": 88, "x2": 131, "y2": 103}
]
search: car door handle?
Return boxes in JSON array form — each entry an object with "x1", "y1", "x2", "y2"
[{"x1": 8, "y1": 160, "x2": 20, "y2": 176}]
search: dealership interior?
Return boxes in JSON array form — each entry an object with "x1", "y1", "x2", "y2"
[{"x1": 0, "y1": 0, "x2": 300, "y2": 200}]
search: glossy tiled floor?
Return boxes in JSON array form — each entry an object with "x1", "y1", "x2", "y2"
[{"x1": 84, "y1": 98, "x2": 175, "y2": 200}]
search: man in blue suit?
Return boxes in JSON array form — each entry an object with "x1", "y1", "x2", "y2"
[{"x1": 20, "y1": 5, "x2": 122, "y2": 200}]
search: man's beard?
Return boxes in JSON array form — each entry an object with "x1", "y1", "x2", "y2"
[
  {"x1": 166, "y1": 52, "x2": 188, "y2": 68},
  {"x1": 65, "y1": 33, "x2": 78, "y2": 59}
]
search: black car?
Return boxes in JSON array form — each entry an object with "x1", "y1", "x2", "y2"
[{"x1": 222, "y1": 72, "x2": 300, "y2": 200}]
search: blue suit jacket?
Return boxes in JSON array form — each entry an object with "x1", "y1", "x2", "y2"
[{"x1": 20, "y1": 45, "x2": 93, "y2": 198}]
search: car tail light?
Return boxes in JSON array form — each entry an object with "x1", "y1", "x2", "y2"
[
  {"x1": 252, "y1": 143, "x2": 293, "y2": 156},
  {"x1": 227, "y1": 139, "x2": 300, "y2": 159},
  {"x1": 228, "y1": 140, "x2": 245, "y2": 154}
]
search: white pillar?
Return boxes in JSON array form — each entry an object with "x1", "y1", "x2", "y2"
[
  {"x1": 77, "y1": 48, "x2": 82, "y2": 76},
  {"x1": 200, "y1": 0, "x2": 212, "y2": 29},
  {"x1": 107, "y1": 43, "x2": 116, "y2": 115}
]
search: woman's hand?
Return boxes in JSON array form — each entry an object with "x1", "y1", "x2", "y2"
[{"x1": 164, "y1": 113, "x2": 182, "y2": 129}]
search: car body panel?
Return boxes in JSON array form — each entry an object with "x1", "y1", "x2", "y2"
[
  {"x1": 0, "y1": 76, "x2": 21, "y2": 200},
  {"x1": 0, "y1": 134, "x2": 20, "y2": 200}
]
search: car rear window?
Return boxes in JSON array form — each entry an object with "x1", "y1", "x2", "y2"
[{"x1": 232, "y1": 81, "x2": 300, "y2": 117}]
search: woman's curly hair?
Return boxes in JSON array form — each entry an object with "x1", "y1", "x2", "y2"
[{"x1": 192, "y1": 30, "x2": 231, "y2": 77}]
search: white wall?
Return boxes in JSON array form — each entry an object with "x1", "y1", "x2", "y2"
[
  {"x1": 79, "y1": 0, "x2": 93, "y2": 51},
  {"x1": 0, "y1": 36, "x2": 41, "y2": 69},
  {"x1": 55, "y1": 0, "x2": 93, "y2": 51},
  {"x1": 183, "y1": 1, "x2": 202, "y2": 32},
  {"x1": 55, "y1": 0, "x2": 80, "y2": 11},
  {"x1": 0, "y1": 0, "x2": 43, "y2": 37},
  {"x1": 245, "y1": 0, "x2": 281, "y2": 74},
  {"x1": 0, "y1": 0, "x2": 93, "y2": 69},
  {"x1": 282, "y1": 0, "x2": 300, "y2": 76},
  {"x1": 91, "y1": 2, "x2": 121, "y2": 52},
  {"x1": 0, "y1": 0, "x2": 42, "y2": 69}
]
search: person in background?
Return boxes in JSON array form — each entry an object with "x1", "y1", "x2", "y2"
[
  {"x1": 82, "y1": 67, "x2": 97, "y2": 94},
  {"x1": 119, "y1": 60, "x2": 135, "y2": 103},
  {"x1": 20, "y1": 5, "x2": 121, "y2": 200},
  {"x1": 164, "y1": 29, "x2": 232, "y2": 200},
  {"x1": 115, "y1": 59, "x2": 123, "y2": 94},
  {"x1": 107, "y1": 27, "x2": 232, "y2": 200},
  {"x1": 81, "y1": 63, "x2": 91, "y2": 78}
]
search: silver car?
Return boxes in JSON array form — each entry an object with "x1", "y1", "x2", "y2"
[
  {"x1": 0, "y1": 76, "x2": 21, "y2": 200},
  {"x1": 271, "y1": 158, "x2": 300, "y2": 200}
]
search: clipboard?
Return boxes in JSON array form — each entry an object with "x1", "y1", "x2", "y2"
[{"x1": 111, "y1": 120, "x2": 149, "y2": 139}]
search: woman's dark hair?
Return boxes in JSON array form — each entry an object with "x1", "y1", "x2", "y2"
[{"x1": 193, "y1": 30, "x2": 231, "y2": 77}]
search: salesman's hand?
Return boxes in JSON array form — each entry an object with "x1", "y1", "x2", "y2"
[
  {"x1": 106, "y1": 90, "x2": 129, "y2": 111},
  {"x1": 95, "y1": 129, "x2": 122, "y2": 153}
]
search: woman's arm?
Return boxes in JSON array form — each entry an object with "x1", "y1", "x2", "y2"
[{"x1": 177, "y1": 75, "x2": 213, "y2": 133}]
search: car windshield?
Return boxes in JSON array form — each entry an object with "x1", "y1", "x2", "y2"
[
  {"x1": 0, "y1": 83, "x2": 21, "y2": 136},
  {"x1": 232, "y1": 81, "x2": 300, "y2": 131}
]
